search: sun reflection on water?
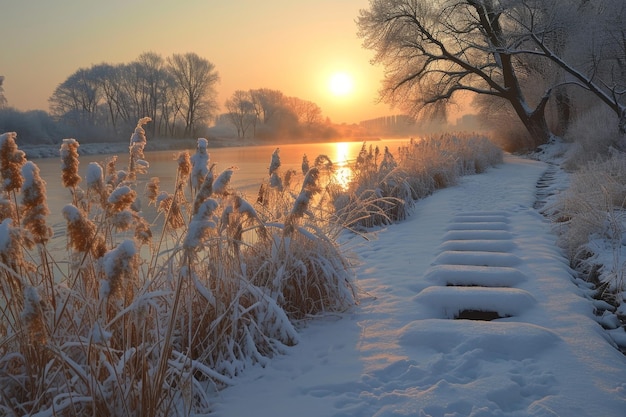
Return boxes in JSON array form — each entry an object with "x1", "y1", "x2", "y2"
[{"x1": 333, "y1": 142, "x2": 354, "y2": 190}]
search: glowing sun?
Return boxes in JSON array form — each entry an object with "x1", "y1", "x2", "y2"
[{"x1": 328, "y1": 72, "x2": 354, "y2": 96}]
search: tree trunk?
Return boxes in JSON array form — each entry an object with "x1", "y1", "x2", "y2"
[
  {"x1": 508, "y1": 97, "x2": 552, "y2": 147},
  {"x1": 524, "y1": 110, "x2": 552, "y2": 147},
  {"x1": 555, "y1": 90, "x2": 572, "y2": 136},
  {"x1": 498, "y1": 52, "x2": 553, "y2": 148}
]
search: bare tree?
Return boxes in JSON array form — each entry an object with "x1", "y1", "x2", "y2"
[
  {"x1": 285, "y1": 97, "x2": 323, "y2": 127},
  {"x1": 49, "y1": 68, "x2": 101, "y2": 127},
  {"x1": 0, "y1": 76, "x2": 7, "y2": 109},
  {"x1": 167, "y1": 52, "x2": 219, "y2": 137},
  {"x1": 92, "y1": 63, "x2": 124, "y2": 133},
  {"x1": 357, "y1": 0, "x2": 588, "y2": 145},
  {"x1": 225, "y1": 90, "x2": 256, "y2": 138},
  {"x1": 135, "y1": 52, "x2": 170, "y2": 137},
  {"x1": 528, "y1": 0, "x2": 626, "y2": 134},
  {"x1": 250, "y1": 88, "x2": 285, "y2": 124}
]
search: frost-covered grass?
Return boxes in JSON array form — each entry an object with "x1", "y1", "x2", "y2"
[
  {"x1": 333, "y1": 133, "x2": 503, "y2": 229},
  {"x1": 0, "y1": 122, "x2": 502, "y2": 416},
  {"x1": 548, "y1": 153, "x2": 626, "y2": 304}
]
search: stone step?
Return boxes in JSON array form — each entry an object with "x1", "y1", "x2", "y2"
[
  {"x1": 446, "y1": 222, "x2": 510, "y2": 231},
  {"x1": 439, "y1": 239, "x2": 516, "y2": 253},
  {"x1": 414, "y1": 286, "x2": 536, "y2": 319},
  {"x1": 442, "y1": 230, "x2": 513, "y2": 241},
  {"x1": 432, "y1": 250, "x2": 522, "y2": 267},
  {"x1": 423, "y1": 264, "x2": 527, "y2": 287}
]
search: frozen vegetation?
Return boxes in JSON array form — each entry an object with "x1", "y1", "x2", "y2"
[
  {"x1": 1, "y1": 117, "x2": 626, "y2": 416},
  {"x1": 0, "y1": 119, "x2": 506, "y2": 416},
  {"x1": 215, "y1": 139, "x2": 626, "y2": 417}
]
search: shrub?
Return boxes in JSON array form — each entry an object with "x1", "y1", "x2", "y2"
[
  {"x1": 563, "y1": 105, "x2": 626, "y2": 170},
  {"x1": 334, "y1": 134, "x2": 503, "y2": 230},
  {"x1": 547, "y1": 153, "x2": 626, "y2": 297}
]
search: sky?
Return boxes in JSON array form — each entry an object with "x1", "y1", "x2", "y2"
[{"x1": 0, "y1": 0, "x2": 396, "y2": 124}]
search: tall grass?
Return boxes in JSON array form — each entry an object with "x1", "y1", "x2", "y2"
[
  {"x1": 0, "y1": 124, "x2": 502, "y2": 416},
  {"x1": 333, "y1": 134, "x2": 503, "y2": 230},
  {"x1": 547, "y1": 153, "x2": 626, "y2": 299}
]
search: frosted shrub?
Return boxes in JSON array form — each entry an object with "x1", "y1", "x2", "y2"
[
  {"x1": 548, "y1": 153, "x2": 626, "y2": 295},
  {"x1": 1, "y1": 119, "x2": 355, "y2": 416},
  {"x1": 333, "y1": 134, "x2": 502, "y2": 229},
  {"x1": 249, "y1": 149, "x2": 357, "y2": 319},
  {"x1": 563, "y1": 105, "x2": 625, "y2": 169}
]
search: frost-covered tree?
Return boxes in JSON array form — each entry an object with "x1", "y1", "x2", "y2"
[
  {"x1": 166, "y1": 52, "x2": 219, "y2": 137},
  {"x1": 357, "y1": 0, "x2": 626, "y2": 147},
  {"x1": 545, "y1": 0, "x2": 626, "y2": 133},
  {"x1": 49, "y1": 52, "x2": 219, "y2": 139},
  {"x1": 285, "y1": 97, "x2": 323, "y2": 127},
  {"x1": 250, "y1": 88, "x2": 285, "y2": 124},
  {"x1": 225, "y1": 90, "x2": 256, "y2": 139},
  {"x1": 49, "y1": 68, "x2": 101, "y2": 127}
]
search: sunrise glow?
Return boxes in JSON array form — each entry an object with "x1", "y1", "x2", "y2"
[
  {"x1": 2, "y1": 1, "x2": 395, "y2": 125},
  {"x1": 328, "y1": 72, "x2": 354, "y2": 97}
]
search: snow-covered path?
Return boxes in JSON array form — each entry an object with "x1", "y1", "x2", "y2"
[{"x1": 212, "y1": 155, "x2": 626, "y2": 417}]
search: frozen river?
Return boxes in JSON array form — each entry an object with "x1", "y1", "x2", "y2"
[{"x1": 31, "y1": 139, "x2": 410, "y2": 251}]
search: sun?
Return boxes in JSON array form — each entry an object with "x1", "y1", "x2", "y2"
[{"x1": 328, "y1": 72, "x2": 354, "y2": 96}]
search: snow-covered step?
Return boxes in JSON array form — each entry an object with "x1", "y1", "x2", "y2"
[
  {"x1": 439, "y1": 239, "x2": 516, "y2": 253},
  {"x1": 457, "y1": 210, "x2": 509, "y2": 217},
  {"x1": 453, "y1": 215, "x2": 510, "y2": 224},
  {"x1": 446, "y1": 222, "x2": 509, "y2": 231},
  {"x1": 442, "y1": 230, "x2": 513, "y2": 241},
  {"x1": 398, "y1": 319, "x2": 560, "y2": 359},
  {"x1": 414, "y1": 286, "x2": 536, "y2": 319},
  {"x1": 423, "y1": 264, "x2": 527, "y2": 287},
  {"x1": 432, "y1": 250, "x2": 522, "y2": 267}
]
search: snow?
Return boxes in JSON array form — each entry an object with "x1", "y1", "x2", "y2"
[
  {"x1": 191, "y1": 137, "x2": 210, "y2": 189},
  {"x1": 212, "y1": 154, "x2": 626, "y2": 417},
  {"x1": 85, "y1": 161, "x2": 103, "y2": 186}
]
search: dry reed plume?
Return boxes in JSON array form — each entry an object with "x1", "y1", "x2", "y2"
[{"x1": 0, "y1": 125, "x2": 502, "y2": 416}]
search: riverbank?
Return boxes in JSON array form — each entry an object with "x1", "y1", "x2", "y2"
[
  {"x1": 21, "y1": 135, "x2": 385, "y2": 159},
  {"x1": 214, "y1": 150, "x2": 626, "y2": 417}
]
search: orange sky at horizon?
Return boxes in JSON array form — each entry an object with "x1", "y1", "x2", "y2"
[{"x1": 1, "y1": 0, "x2": 400, "y2": 125}]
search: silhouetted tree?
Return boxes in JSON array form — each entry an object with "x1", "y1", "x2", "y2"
[
  {"x1": 285, "y1": 97, "x2": 322, "y2": 127},
  {"x1": 225, "y1": 90, "x2": 256, "y2": 138},
  {"x1": 250, "y1": 89, "x2": 285, "y2": 124},
  {"x1": 167, "y1": 52, "x2": 219, "y2": 137},
  {"x1": 357, "y1": 0, "x2": 626, "y2": 146},
  {"x1": 49, "y1": 68, "x2": 101, "y2": 128}
]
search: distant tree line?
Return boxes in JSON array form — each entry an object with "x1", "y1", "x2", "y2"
[
  {"x1": 221, "y1": 88, "x2": 337, "y2": 140},
  {"x1": 48, "y1": 51, "x2": 219, "y2": 141},
  {"x1": 1, "y1": 52, "x2": 341, "y2": 144}
]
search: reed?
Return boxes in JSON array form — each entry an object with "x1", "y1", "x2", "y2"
[
  {"x1": 334, "y1": 133, "x2": 503, "y2": 229},
  {"x1": 0, "y1": 125, "x2": 502, "y2": 416}
]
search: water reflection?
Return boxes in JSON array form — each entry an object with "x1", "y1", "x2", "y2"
[
  {"x1": 32, "y1": 139, "x2": 411, "y2": 231},
  {"x1": 332, "y1": 142, "x2": 354, "y2": 189}
]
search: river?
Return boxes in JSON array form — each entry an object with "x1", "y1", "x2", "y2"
[{"x1": 31, "y1": 139, "x2": 411, "y2": 252}]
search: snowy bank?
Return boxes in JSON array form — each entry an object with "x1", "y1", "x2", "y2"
[{"x1": 213, "y1": 154, "x2": 626, "y2": 417}]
